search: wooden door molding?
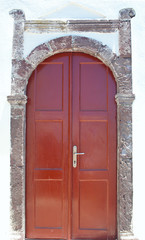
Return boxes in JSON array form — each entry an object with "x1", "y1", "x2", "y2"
[{"x1": 8, "y1": 8, "x2": 136, "y2": 240}]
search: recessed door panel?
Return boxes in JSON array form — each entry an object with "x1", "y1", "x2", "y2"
[
  {"x1": 80, "y1": 63, "x2": 107, "y2": 111},
  {"x1": 79, "y1": 180, "x2": 108, "y2": 230},
  {"x1": 79, "y1": 121, "x2": 108, "y2": 170},
  {"x1": 35, "y1": 180, "x2": 63, "y2": 228},
  {"x1": 35, "y1": 63, "x2": 63, "y2": 111},
  {"x1": 26, "y1": 52, "x2": 117, "y2": 240},
  {"x1": 35, "y1": 121, "x2": 63, "y2": 169}
]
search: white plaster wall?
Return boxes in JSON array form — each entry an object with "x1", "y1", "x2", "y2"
[{"x1": 0, "y1": 0, "x2": 145, "y2": 239}]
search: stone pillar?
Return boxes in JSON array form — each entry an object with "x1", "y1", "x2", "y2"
[
  {"x1": 117, "y1": 9, "x2": 136, "y2": 240},
  {"x1": 8, "y1": 10, "x2": 33, "y2": 240},
  {"x1": 7, "y1": 95, "x2": 27, "y2": 240},
  {"x1": 9, "y1": 9, "x2": 25, "y2": 60},
  {"x1": 119, "y1": 8, "x2": 135, "y2": 57},
  {"x1": 116, "y1": 94, "x2": 135, "y2": 240},
  {"x1": 9, "y1": 9, "x2": 33, "y2": 96}
]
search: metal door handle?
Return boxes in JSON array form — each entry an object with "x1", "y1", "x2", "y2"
[{"x1": 73, "y1": 145, "x2": 85, "y2": 168}]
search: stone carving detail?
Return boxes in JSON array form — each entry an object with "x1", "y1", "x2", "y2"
[
  {"x1": 8, "y1": 8, "x2": 136, "y2": 240},
  {"x1": 115, "y1": 93, "x2": 135, "y2": 105},
  {"x1": 119, "y1": 8, "x2": 136, "y2": 20},
  {"x1": 7, "y1": 95, "x2": 27, "y2": 106}
]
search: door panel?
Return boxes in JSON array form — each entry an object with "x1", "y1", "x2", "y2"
[
  {"x1": 26, "y1": 52, "x2": 117, "y2": 240},
  {"x1": 79, "y1": 121, "x2": 108, "y2": 170},
  {"x1": 35, "y1": 121, "x2": 63, "y2": 168},
  {"x1": 72, "y1": 53, "x2": 116, "y2": 239},
  {"x1": 79, "y1": 180, "x2": 108, "y2": 229},
  {"x1": 35, "y1": 180, "x2": 63, "y2": 228},
  {"x1": 79, "y1": 63, "x2": 107, "y2": 111},
  {"x1": 35, "y1": 63, "x2": 63, "y2": 111},
  {"x1": 26, "y1": 54, "x2": 69, "y2": 239}
]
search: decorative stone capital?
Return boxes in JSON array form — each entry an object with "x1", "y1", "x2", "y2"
[
  {"x1": 7, "y1": 95, "x2": 27, "y2": 106},
  {"x1": 9, "y1": 9, "x2": 25, "y2": 21},
  {"x1": 115, "y1": 93, "x2": 135, "y2": 105},
  {"x1": 119, "y1": 8, "x2": 136, "y2": 20}
]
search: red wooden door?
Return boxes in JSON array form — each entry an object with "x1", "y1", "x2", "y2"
[
  {"x1": 71, "y1": 53, "x2": 117, "y2": 239},
  {"x1": 26, "y1": 52, "x2": 117, "y2": 240}
]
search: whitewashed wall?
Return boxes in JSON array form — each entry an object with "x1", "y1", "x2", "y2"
[{"x1": 0, "y1": 0, "x2": 145, "y2": 239}]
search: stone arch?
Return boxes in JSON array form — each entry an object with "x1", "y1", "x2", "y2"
[
  {"x1": 11, "y1": 35, "x2": 131, "y2": 94},
  {"x1": 8, "y1": 16, "x2": 135, "y2": 240}
]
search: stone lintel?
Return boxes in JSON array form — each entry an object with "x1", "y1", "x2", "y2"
[
  {"x1": 24, "y1": 19, "x2": 119, "y2": 33},
  {"x1": 7, "y1": 95, "x2": 27, "y2": 106},
  {"x1": 115, "y1": 93, "x2": 135, "y2": 105}
]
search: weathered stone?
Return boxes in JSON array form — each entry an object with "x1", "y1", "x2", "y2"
[
  {"x1": 116, "y1": 100, "x2": 134, "y2": 238},
  {"x1": 119, "y1": 21, "x2": 131, "y2": 57},
  {"x1": 119, "y1": 158, "x2": 133, "y2": 229},
  {"x1": 49, "y1": 35, "x2": 73, "y2": 53},
  {"x1": 111, "y1": 56, "x2": 131, "y2": 77},
  {"x1": 10, "y1": 165, "x2": 25, "y2": 231},
  {"x1": 115, "y1": 93, "x2": 135, "y2": 105},
  {"x1": 8, "y1": 95, "x2": 26, "y2": 239},
  {"x1": 119, "y1": 9, "x2": 136, "y2": 57},
  {"x1": 12, "y1": 59, "x2": 33, "y2": 81},
  {"x1": 119, "y1": 8, "x2": 136, "y2": 20},
  {"x1": 72, "y1": 35, "x2": 100, "y2": 57},
  {"x1": 7, "y1": 95, "x2": 27, "y2": 106},
  {"x1": 11, "y1": 77, "x2": 27, "y2": 95},
  {"x1": 120, "y1": 232, "x2": 139, "y2": 240},
  {"x1": 24, "y1": 19, "x2": 120, "y2": 33},
  {"x1": 97, "y1": 44, "x2": 116, "y2": 66},
  {"x1": 9, "y1": 9, "x2": 25, "y2": 60},
  {"x1": 110, "y1": 57, "x2": 133, "y2": 94},
  {"x1": 26, "y1": 43, "x2": 52, "y2": 67},
  {"x1": 10, "y1": 118, "x2": 24, "y2": 166},
  {"x1": 9, "y1": 9, "x2": 25, "y2": 21}
]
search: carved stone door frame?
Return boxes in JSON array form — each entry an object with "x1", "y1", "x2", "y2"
[{"x1": 8, "y1": 8, "x2": 136, "y2": 240}]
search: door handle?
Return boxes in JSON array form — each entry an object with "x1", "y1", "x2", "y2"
[{"x1": 73, "y1": 145, "x2": 85, "y2": 168}]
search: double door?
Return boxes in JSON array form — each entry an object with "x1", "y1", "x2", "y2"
[{"x1": 26, "y1": 52, "x2": 117, "y2": 239}]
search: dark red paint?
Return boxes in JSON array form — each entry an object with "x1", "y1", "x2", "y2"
[{"x1": 26, "y1": 52, "x2": 117, "y2": 239}]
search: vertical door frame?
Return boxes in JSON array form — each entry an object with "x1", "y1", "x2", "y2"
[{"x1": 8, "y1": 8, "x2": 136, "y2": 240}]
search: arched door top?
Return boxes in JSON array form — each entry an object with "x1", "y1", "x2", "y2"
[{"x1": 9, "y1": 35, "x2": 134, "y2": 100}]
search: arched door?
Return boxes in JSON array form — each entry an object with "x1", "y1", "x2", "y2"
[{"x1": 26, "y1": 52, "x2": 117, "y2": 239}]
